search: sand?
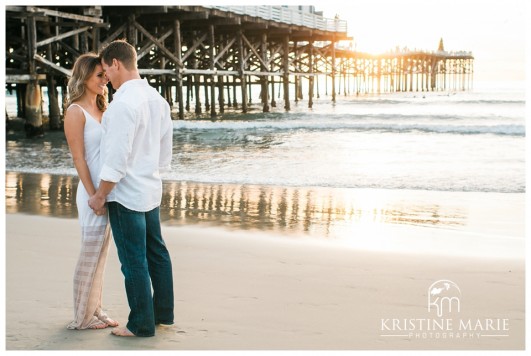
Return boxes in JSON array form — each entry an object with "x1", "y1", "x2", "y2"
[{"x1": 4, "y1": 213, "x2": 525, "y2": 351}]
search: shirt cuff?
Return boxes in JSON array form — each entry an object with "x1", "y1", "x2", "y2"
[{"x1": 99, "y1": 164, "x2": 124, "y2": 183}]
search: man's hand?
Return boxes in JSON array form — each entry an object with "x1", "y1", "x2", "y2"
[
  {"x1": 94, "y1": 205, "x2": 107, "y2": 216},
  {"x1": 89, "y1": 193, "x2": 107, "y2": 216},
  {"x1": 88, "y1": 180, "x2": 116, "y2": 216}
]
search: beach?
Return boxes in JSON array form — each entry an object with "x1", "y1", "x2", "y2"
[
  {"x1": 5, "y1": 202, "x2": 525, "y2": 350},
  {"x1": 4, "y1": 0, "x2": 527, "y2": 351},
  {"x1": 4, "y1": 81, "x2": 526, "y2": 350}
]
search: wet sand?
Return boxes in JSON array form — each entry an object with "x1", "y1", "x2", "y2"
[{"x1": 5, "y1": 172, "x2": 525, "y2": 258}]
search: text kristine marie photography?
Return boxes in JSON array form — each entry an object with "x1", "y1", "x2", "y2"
[{"x1": 380, "y1": 280, "x2": 510, "y2": 340}]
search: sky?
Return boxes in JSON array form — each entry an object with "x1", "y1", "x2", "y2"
[
  {"x1": 2, "y1": 0, "x2": 528, "y2": 82},
  {"x1": 319, "y1": 0, "x2": 527, "y2": 82}
]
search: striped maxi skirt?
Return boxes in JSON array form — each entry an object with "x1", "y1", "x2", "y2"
[{"x1": 67, "y1": 224, "x2": 112, "y2": 329}]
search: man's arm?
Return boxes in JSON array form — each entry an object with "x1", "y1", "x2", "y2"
[
  {"x1": 89, "y1": 102, "x2": 136, "y2": 214},
  {"x1": 99, "y1": 102, "x2": 136, "y2": 183},
  {"x1": 159, "y1": 103, "x2": 173, "y2": 171}
]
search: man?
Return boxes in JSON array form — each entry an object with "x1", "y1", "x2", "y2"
[{"x1": 89, "y1": 39, "x2": 174, "y2": 337}]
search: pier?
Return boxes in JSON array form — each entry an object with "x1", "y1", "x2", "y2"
[{"x1": 5, "y1": 5, "x2": 474, "y2": 137}]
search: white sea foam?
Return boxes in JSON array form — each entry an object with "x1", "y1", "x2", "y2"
[{"x1": 174, "y1": 119, "x2": 524, "y2": 136}]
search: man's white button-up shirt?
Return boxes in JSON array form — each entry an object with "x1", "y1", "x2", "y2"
[{"x1": 99, "y1": 79, "x2": 173, "y2": 212}]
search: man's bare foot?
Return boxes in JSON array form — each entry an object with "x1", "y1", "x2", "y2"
[
  {"x1": 88, "y1": 321, "x2": 108, "y2": 329},
  {"x1": 111, "y1": 327, "x2": 135, "y2": 337}
]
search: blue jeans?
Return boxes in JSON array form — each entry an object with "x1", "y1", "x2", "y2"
[{"x1": 108, "y1": 202, "x2": 174, "y2": 336}]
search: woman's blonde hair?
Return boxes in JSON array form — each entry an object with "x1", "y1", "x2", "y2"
[{"x1": 66, "y1": 53, "x2": 108, "y2": 111}]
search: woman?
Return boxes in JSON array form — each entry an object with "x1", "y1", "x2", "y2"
[{"x1": 64, "y1": 53, "x2": 119, "y2": 330}]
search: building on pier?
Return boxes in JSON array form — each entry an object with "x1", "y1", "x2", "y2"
[{"x1": 5, "y1": 5, "x2": 473, "y2": 137}]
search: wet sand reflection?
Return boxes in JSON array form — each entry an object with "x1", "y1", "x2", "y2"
[{"x1": 5, "y1": 172, "x2": 467, "y2": 241}]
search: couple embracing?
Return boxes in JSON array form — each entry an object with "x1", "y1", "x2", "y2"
[{"x1": 64, "y1": 39, "x2": 174, "y2": 337}]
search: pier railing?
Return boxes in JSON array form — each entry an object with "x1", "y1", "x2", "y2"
[{"x1": 205, "y1": 5, "x2": 348, "y2": 33}]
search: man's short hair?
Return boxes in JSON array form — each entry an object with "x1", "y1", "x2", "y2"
[{"x1": 99, "y1": 39, "x2": 137, "y2": 70}]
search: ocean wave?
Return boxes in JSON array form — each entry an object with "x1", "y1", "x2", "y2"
[
  {"x1": 450, "y1": 99, "x2": 525, "y2": 105},
  {"x1": 342, "y1": 98, "x2": 525, "y2": 106},
  {"x1": 174, "y1": 120, "x2": 525, "y2": 137},
  {"x1": 375, "y1": 123, "x2": 525, "y2": 136},
  {"x1": 176, "y1": 111, "x2": 521, "y2": 123},
  {"x1": 4, "y1": 166, "x2": 77, "y2": 176},
  {"x1": 158, "y1": 174, "x2": 525, "y2": 194},
  {"x1": 5, "y1": 168, "x2": 525, "y2": 194}
]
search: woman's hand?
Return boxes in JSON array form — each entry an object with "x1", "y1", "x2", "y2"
[{"x1": 89, "y1": 192, "x2": 107, "y2": 216}]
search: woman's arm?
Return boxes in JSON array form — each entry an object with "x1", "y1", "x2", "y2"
[{"x1": 64, "y1": 105, "x2": 97, "y2": 196}]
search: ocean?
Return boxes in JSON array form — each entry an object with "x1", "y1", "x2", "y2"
[
  {"x1": 6, "y1": 81, "x2": 525, "y2": 193},
  {"x1": 4, "y1": 81, "x2": 526, "y2": 257}
]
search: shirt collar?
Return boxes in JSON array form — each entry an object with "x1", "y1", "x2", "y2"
[{"x1": 114, "y1": 78, "x2": 148, "y2": 99}]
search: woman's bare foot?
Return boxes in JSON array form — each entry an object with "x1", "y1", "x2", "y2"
[
  {"x1": 99, "y1": 316, "x2": 119, "y2": 327},
  {"x1": 88, "y1": 321, "x2": 108, "y2": 329},
  {"x1": 111, "y1": 327, "x2": 135, "y2": 337}
]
